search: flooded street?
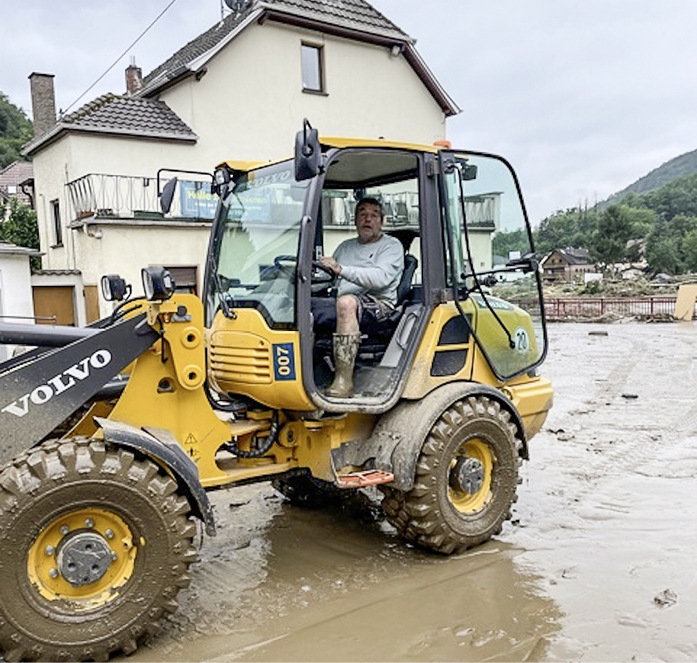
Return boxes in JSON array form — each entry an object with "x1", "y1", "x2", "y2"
[{"x1": 128, "y1": 321, "x2": 697, "y2": 662}]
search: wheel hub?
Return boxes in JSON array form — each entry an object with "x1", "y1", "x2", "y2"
[
  {"x1": 56, "y1": 531, "x2": 114, "y2": 587},
  {"x1": 450, "y1": 456, "x2": 485, "y2": 495}
]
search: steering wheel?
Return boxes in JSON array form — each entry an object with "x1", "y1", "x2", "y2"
[{"x1": 273, "y1": 255, "x2": 335, "y2": 284}]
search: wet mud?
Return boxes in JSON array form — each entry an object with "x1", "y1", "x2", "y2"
[{"x1": 127, "y1": 321, "x2": 697, "y2": 662}]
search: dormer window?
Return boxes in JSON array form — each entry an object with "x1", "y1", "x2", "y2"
[{"x1": 301, "y1": 43, "x2": 325, "y2": 94}]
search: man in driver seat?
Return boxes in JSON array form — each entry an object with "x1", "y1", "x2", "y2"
[{"x1": 317, "y1": 197, "x2": 404, "y2": 398}]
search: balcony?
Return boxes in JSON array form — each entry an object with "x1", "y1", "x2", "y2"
[{"x1": 66, "y1": 173, "x2": 215, "y2": 224}]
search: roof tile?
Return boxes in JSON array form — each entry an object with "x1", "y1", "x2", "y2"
[
  {"x1": 143, "y1": 0, "x2": 409, "y2": 89},
  {"x1": 61, "y1": 95, "x2": 196, "y2": 139}
]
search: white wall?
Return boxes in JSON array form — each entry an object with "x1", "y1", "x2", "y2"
[
  {"x1": 0, "y1": 251, "x2": 36, "y2": 360},
  {"x1": 164, "y1": 22, "x2": 446, "y2": 163},
  {"x1": 32, "y1": 134, "x2": 205, "y2": 276},
  {"x1": 70, "y1": 221, "x2": 212, "y2": 318}
]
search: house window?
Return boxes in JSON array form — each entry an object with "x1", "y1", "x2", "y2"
[
  {"x1": 51, "y1": 199, "x2": 63, "y2": 247},
  {"x1": 301, "y1": 43, "x2": 324, "y2": 93}
]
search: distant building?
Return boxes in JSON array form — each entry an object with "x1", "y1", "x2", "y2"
[
  {"x1": 0, "y1": 161, "x2": 34, "y2": 208},
  {"x1": 541, "y1": 247, "x2": 594, "y2": 282},
  {"x1": 0, "y1": 241, "x2": 41, "y2": 361}
]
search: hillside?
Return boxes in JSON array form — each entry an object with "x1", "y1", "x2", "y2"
[{"x1": 602, "y1": 148, "x2": 697, "y2": 207}]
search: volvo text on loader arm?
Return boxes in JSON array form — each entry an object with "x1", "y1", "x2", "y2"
[{"x1": 0, "y1": 122, "x2": 553, "y2": 661}]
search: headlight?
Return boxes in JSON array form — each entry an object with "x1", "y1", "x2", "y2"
[
  {"x1": 142, "y1": 266, "x2": 175, "y2": 301},
  {"x1": 100, "y1": 274, "x2": 129, "y2": 301}
]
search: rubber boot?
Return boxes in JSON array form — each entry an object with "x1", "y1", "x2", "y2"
[{"x1": 325, "y1": 333, "x2": 361, "y2": 398}]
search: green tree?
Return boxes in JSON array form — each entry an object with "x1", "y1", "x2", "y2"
[
  {"x1": 635, "y1": 174, "x2": 697, "y2": 220},
  {"x1": 492, "y1": 228, "x2": 529, "y2": 259},
  {"x1": 534, "y1": 206, "x2": 599, "y2": 257},
  {"x1": 644, "y1": 214, "x2": 697, "y2": 274},
  {"x1": 622, "y1": 205, "x2": 656, "y2": 238},
  {"x1": 682, "y1": 229, "x2": 697, "y2": 272},
  {"x1": 0, "y1": 92, "x2": 33, "y2": 169},
  {"x1": 0, "y1": 197, "x2": 40, "y2": 268},
  {"x1": 591, "y1": 205, "x2": 635, "y2": 265}
]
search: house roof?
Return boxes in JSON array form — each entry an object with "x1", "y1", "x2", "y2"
[
  {"x1": 0, "y1": 161, "x2": 33, "y2": 204},
  {"x1": 141, "y1": 0, "x2": 459, "y2": 115},
  {"x1": 0, "y1": 241, "x2": 41, "y2": 257},
  {"x1": 23, "y1": 95, "x2": 197, "y2": 157},
  {"x1": 24, "y1": 0, "x2": 457, "y2": 158},
  {"x1": 542, "y1": 247, "x2": 592, "y2": 266}
]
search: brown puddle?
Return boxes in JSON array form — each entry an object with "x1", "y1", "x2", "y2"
[{"x1": 127, "y1": 322, "x2": 697, "y2": 662}]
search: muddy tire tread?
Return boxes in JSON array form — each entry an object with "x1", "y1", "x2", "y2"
[
  {"x1": 0, "y1": 437, "x2": 197, "y2": 662},
  {"x1": 381, "y1": 396, "x2": 522, "y2": 555}
]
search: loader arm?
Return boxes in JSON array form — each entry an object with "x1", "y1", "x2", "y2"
[{"x1": 0, "y1": 313, "x2": 159, "y2": 466}]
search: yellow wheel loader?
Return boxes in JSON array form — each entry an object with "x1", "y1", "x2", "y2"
[{"x1": 0, "y1": 122, "x2": 553, "y2": 661}]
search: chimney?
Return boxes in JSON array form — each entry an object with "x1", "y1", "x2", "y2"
[
  {"x1": 29, "y1": 72, "x2": 57, "y2": 137},
  {"x1": 125, "y1": 57, "x2": 143, "y2": 96}
]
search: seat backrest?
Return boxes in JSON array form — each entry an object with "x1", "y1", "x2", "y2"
[{"x1": 397, "y1": 254, "x2": 418, "y2": 304}]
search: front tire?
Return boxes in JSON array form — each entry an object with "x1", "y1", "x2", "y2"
[
  {"x1": 0, "y1": 438, "x2": 197, "y2": 662},
  {"x1": 381, "y1": 396, "x2": 522, "y2": 554}
]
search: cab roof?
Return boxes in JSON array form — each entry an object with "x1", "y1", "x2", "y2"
[{"x1": 217, "y1": 136, "x2": 446, "y2": 173}]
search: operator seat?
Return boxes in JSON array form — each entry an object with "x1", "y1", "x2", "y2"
[{"x1": 359, "y1": 252, "x2": 418, "y2": 347}]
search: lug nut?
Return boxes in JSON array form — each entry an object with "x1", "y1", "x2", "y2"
[
  {"x1": 110, "y1": 551, "x2": 117, "y2": 561},
  {"x1": 84, "y1": 518, "x2": 94, "y2": 528},
  {"x1": 60, "y1": 525, "x2": 69, "y2": 535},
  {"x1": 49, "y1": 568, "x2": 59, "y2": 579},
  {"x1": 104, "y1": 529, "x2": 114, "y2": 540},
  {"x1": 45, "y1": 545, "x2": 55, "y2": 556}
]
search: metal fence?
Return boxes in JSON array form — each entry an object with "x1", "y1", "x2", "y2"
[{"x1": 544, "y1": 297, "x2": 678, "y2": 320}]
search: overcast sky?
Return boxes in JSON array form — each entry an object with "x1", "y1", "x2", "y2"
[{"x1": 2, "y1": 0, "x2": 697, "y2": 224}]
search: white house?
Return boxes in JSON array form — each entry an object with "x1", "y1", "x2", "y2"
[
  {"x1": 0, "y1": 242, "x2": 41, "y2": 360},
  {"x1": 23, "y1": 0, "x2": 459, "y2": 323}
]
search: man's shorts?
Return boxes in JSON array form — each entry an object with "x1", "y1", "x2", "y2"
[{"x1": 311, "y1": 294, "x2": 395, "y2": 334}]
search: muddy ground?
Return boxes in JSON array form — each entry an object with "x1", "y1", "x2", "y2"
[{"x1": 128, "y1": 321, "x2": 697, "y2": 662}]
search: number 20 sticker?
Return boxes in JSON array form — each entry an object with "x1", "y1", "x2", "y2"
[
  {"x1": 273, "y1": 343, "x2": 296, "y2": 381},
  {"x1": 513, "y1": 328, "x2": 530, "y2": 354}
]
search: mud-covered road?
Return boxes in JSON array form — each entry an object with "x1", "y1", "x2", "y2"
[{"x1": 128, "y1": 321, "x2": 697, "y2": 662}]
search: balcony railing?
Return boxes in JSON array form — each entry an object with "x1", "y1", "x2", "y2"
[{"x1": 66, "y1": 173, "x2": 215, "y2": 222}]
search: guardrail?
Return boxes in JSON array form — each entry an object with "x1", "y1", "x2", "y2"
[{"x1": 544, "y1": 296, "x2": 679, "y2": 320}]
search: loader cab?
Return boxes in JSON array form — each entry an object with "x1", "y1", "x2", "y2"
[{"x1": 204, "y1": 138, "x2": 546, "y2": 413}]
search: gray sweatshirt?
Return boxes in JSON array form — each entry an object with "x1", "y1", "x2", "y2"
[{"x1": 334, "y1": 234, "x2": 404, "y2": 305}]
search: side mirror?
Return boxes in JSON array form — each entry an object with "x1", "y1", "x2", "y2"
[
  {"x1": 211, "y1": 167, "x2": 231, "y2": 196},
  {"x1": 160, "y1": 177, "x2": 178, "y2": 214},
  {"x1": 462, "y1": 164, "x2": 478, "y2": 181},
  {"x1": 294, "y1": 118, "x2": 322, "y2": 181}
]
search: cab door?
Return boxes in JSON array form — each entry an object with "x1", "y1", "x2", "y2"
[{"x1": 439, "y1": 150, "x2": 547, "y2": 380}]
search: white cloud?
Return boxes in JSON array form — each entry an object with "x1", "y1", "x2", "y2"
[{"x1": 3, "y1": 0, "x2": 697, "y2": 223}]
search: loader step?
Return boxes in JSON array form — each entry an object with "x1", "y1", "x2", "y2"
[{"x1": 336, "y1": 469, "x2": 394, "y2": 488}]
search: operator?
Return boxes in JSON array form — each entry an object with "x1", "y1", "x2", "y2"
[{"x1": 314, "y1": 197, "x2": 404, "y2": 398}]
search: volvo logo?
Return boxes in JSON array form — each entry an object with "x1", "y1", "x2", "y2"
[{"x1": 1, "y1": 350, "x2": 113, "y2": 418}]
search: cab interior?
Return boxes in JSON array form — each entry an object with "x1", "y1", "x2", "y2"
[{"x1": 310, "y1": 149, "x2": 426, "y2": 398}]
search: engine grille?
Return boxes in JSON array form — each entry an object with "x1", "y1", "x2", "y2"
[{"x1": 209, "y1": 343, "x2": 272, "y2": 385}]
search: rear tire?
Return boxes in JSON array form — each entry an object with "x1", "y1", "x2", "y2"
[
  {"x1": 0, "y1": 437, "x2": 197, "y2": 662},
  {"x1": 381, "y1": 396, "x2": 521, "y2": 554}
]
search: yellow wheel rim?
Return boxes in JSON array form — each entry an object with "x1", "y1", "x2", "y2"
[
  {"x1": 27, "y1": 507, "x2": 138, "y2": 610},
  {"x1": 448, "y1": 438, "x2": 494, "y2": 514}
]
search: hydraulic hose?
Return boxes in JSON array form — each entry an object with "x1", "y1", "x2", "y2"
[{"x1": 225, "y1": 411, "x2": 280, "y2": 458}]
